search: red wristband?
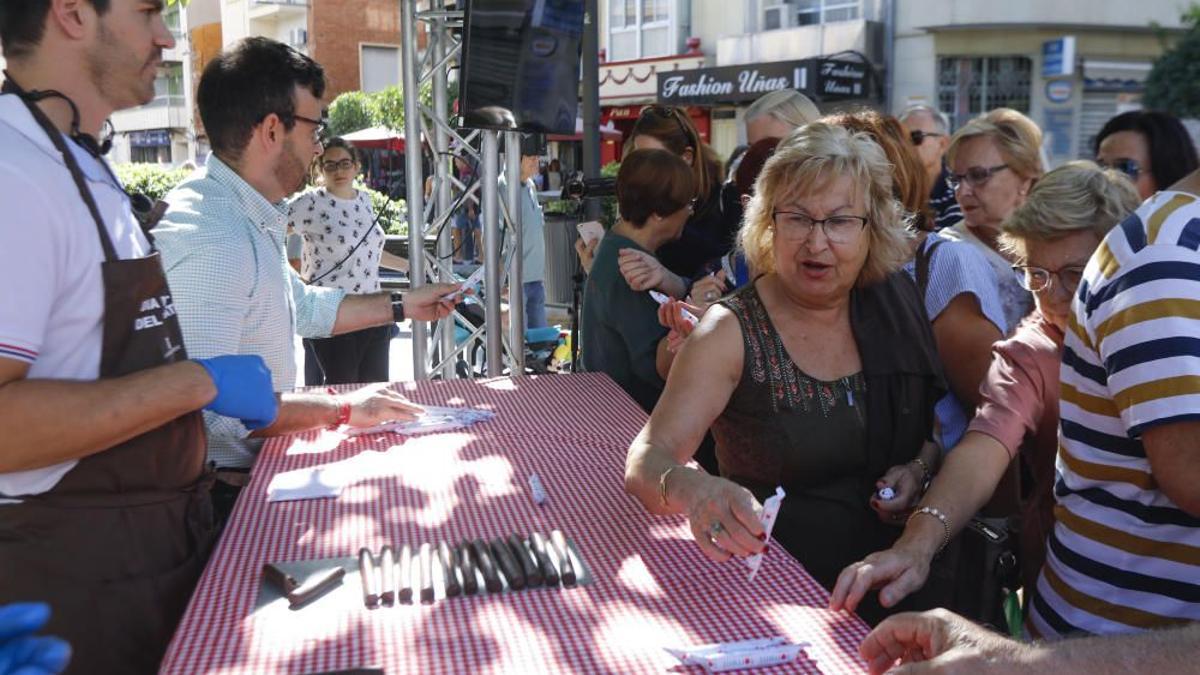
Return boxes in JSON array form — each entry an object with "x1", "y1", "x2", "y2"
[{"x1": 327, "y1": 388, "x2": 351, "y2": 429}]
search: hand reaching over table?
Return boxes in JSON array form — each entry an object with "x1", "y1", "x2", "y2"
[
  {"x1": 673, "y1": 470, "x2": 767, "y2": 563},
  {"x1": 859, "y1": 608, "x2": 1033, "y2": 675},
  {"x1": 342, "y1": 383, "x2": 425, "y2": 427}
]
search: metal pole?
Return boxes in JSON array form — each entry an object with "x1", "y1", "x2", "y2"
[
  {"x1": 431, "y1": 3, "x2": 456, "y2": 379},
  {"x1": 481, "y1": 131, "x2": 503, "y2": 376},
  {"x1": 505, "y1": 131, "x2": 524, "y2": 375},
  {"x1": 580, "y1": 0, "x2": 602, "y2": 221},
  {"x1": 401, "y1": 0, "x2": 428, "y2": 379}
]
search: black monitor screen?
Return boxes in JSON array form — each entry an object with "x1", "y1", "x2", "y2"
[{"x1": 459, "y1": 0, "x2": 584, "y2": 134}]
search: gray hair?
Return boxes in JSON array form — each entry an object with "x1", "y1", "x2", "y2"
[
  {"x1": 898, "y1": 104, "x2": 949, "y2": 134},
  {"x1": 745, "y1": 89, "x2": 821, "y2": 129}
]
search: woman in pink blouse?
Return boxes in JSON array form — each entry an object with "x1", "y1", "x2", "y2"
[{"x1": 830, "y1": 161, "x2": 1141, "y2": 615}]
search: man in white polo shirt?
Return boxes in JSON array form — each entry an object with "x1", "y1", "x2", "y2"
[{"x1": 0, "y1": 1, "x2": 277, "y2": 672}]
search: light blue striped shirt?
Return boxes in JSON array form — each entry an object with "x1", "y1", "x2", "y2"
[
  {"x1": 153, "y1": 155, "x2": 345, "y2": 468},
  {"x1": 904, "y1": 232, "x2": 1010, "y2": 449}
]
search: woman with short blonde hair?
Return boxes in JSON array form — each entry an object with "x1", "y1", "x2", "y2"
[
  {"x1": 626, "y1": 123, "x2": 947, "y2": 624},
  {"x1": 741, "y1": 123, "x2": 912, "y2": 286},
  {"x1": 942, "y1": 107, "x2": 1046, "y2": 331}
]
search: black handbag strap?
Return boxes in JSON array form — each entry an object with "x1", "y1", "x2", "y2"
[{"x1": 915, "y1": 236, "x2": 945, "y2": 302}]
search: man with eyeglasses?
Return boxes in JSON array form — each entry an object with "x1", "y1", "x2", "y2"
[
  {"x1": 152, "y1": 38, "x2": 464, "y2": 524},
  {"x1": 899, "y1": 105, "x2": 961, "y2": 229}
]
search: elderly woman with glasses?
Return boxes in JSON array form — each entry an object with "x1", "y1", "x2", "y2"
[
  {"x1": 624, "y1": 124, "x2": 947, "y2": 624},
  {"x1": 287, "y1": 136, "x2": 410, "y2": 385},
  {"x1": 831, "y1": 161, "x2": 1140, "y2": 619},
  {"x1": 944, "y1": 108, "x2": 1045, "y2": 331}
]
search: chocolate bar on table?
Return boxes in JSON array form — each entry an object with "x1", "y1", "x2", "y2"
[
  {"x1": 471, "y1": 539, "x2": 504, "y2": 593},
  {"x1": 438, "y1": 541, "x2": 462, "y2": 597},
  {"x1": 507, "y1": 534, "x2": 542, "y2": 587},
  {"x1": 457, "y1": 541, "x2": 480, "y2": 595},
  {"x1": 490, "y1": 537, "x2": 526, "y2": 590},
  {"x1": 528, "y1": 532, "x2": 559, "y2": 587}
]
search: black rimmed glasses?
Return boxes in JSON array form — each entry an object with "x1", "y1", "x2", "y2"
[
  {"x1": 289, "y1": 113, "x2": 327, "y2": 144},
  {"x1": 948, "y1": 164, "x2": 1009, "y2": 191},
  {"x1": 771, "y1": 211, "x2": 868, "y2": 244},
  {"x1": 321, "y1": 159, "x2": 357, "y2": 173},
  {"x1": 1097, "y1": 158, "x2": 1140, "y2": 181},
  {"x1": 639, "y1": 105, "x2": 694, "y2": 148},
  {"x1": 909, "y1": 129, "x2": 944, "y2": 146},
  {"x1": 1013, "y1": 264, "x2": 1086, "y2": 294}
]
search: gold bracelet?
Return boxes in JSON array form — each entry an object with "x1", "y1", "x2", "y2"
[
  {"x1": 907, "y1": 506, "x2": 951, "y2": 554},
  {"x1": 658, "y1": 465, "x2": 685, "y2": 508},
  {"x1": 909, "y1": 456, "x2": 932, "y2": 488}
]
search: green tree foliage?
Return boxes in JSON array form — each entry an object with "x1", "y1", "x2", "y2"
[
  {"x1": 327, "y1": 81, "x2": 446, "y2": 135},
  {"x1": 114, "y1": 163, "x2": 192, "y2": 201},
  {"x1": 357, "y1": 180, "x2": 408, "y2": 236},
  {"x1": 1144, "y1": 6, "x2": 1200, "y2": 117},
  {"x1": 327, "y1": 91, "x2": 375, "y2": 137}
]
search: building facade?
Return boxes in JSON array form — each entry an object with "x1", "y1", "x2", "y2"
[
  {"x1": 599, "y1": 0, "x2": 890, "y2": 161},
  {"x1": 891, "y1": 0, "x2": 1190, "y2": 166},
  {"x1": 220, "y1": 0, "x2": 430, "y2": 99}
]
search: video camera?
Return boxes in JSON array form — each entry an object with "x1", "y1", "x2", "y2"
[{"x1": 560, "y1": 172, "x2": 616, "y2": 201}]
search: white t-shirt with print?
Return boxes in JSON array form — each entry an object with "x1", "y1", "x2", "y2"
[{"x1": 288, "y1": 188, "x2": 385, "y2": 295}]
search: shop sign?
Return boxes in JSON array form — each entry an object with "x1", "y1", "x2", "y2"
[
  {"x1": 816, "y1": 59, "x2": 870, "y2": 98},
  {"x1": 657, "y1": 60, "x2": 810, "y2": 105},
  {"x1": 1043, "y1": 36, "x2": 1076, "y2": 78}
]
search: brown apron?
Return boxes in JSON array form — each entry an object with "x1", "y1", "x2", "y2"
[{"x1": 0, "y1": 84, "x2": 216, "y2": 675}]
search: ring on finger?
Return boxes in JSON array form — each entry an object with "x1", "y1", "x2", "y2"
[
  {"x1": 708, "y1": 521, "x2": 725, "y2": 539},
  {"x1": 703, "y1": 290, "x2": 718, "y2": 301}
]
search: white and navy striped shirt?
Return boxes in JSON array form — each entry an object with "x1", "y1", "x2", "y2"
[{"x1": 1030, "y1": 190, "x2": 1200, "y2": 637}]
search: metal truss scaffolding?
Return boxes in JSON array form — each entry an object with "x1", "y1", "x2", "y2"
[{"x1": 401, "y1": 0, "x2": 525, "y2": 380}]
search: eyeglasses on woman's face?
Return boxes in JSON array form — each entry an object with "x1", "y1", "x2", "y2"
[
  {"x1": 1013, "y1": 264, "x2": 1086, "y2": 294},
  {"x1": 771, "y1": 211, "x2": 868, "y2": 244},
  {"x1": 321, "y1": 158, "x2": 356, "y2": 173},
  {"x1": 948, "y1": 164, "x2": 1009, "y2": 191}
]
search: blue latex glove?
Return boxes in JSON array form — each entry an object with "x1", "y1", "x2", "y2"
[
  {"x1": 0, "y1": 603, "x2": 71, "y2": 675},
  {"x1": 194, "y1": 355, "x2": 278, "y2": 430}
]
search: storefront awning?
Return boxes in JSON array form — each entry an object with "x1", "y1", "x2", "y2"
[{"x1": 1082, "y1": 60, "x2": 1151, "y2": 92}]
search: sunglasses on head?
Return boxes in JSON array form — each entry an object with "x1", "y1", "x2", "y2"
[
  {"x1": 1097, "y1": 157, "x2": 1140, "y2": 180},
  {"x1": 640, "y1": 105, "x2": 694, "y2": 149},
  {"x1": 909, "y1": 129, "x2": 944, "y2": 146}
]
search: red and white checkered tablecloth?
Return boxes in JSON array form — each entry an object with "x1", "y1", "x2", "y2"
[{"x1": 160, "y1": 373, "x2": 870, "y2": 674}]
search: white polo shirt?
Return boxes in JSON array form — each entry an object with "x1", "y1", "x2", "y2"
[{"x1": 0, "y1": 94, "x2": 151, "y2": 500}]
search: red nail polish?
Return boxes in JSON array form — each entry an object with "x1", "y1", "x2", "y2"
[{"x1": 757, "y1": 533, "x2": 767, "y2": 541}]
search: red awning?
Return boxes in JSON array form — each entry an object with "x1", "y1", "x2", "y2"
[{"x1": 341, "y1": 126, "x2": 407, "y2": 151}]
